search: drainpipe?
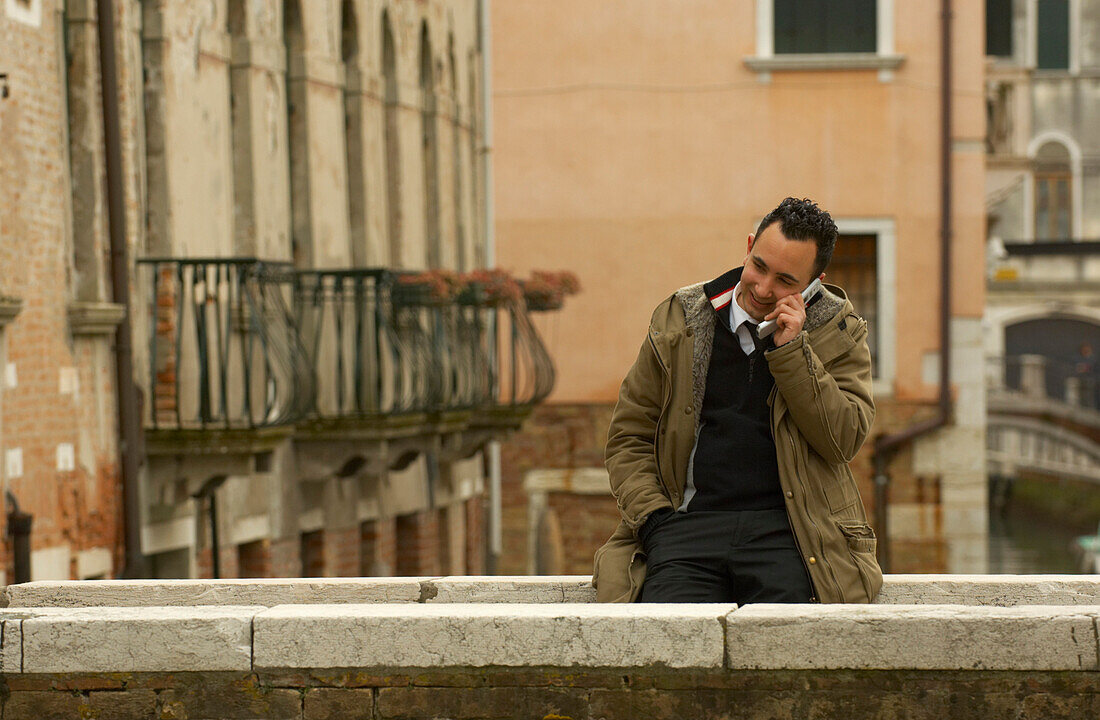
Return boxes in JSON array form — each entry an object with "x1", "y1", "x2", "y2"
[
  {"x1": 477, "y1": 0, "x2": 502, "y2": 573},
  {"x1": 872, "y1": 0, "x2": 954, "y2": 573},
  {"x1": 96, "y1": 0, "x2": 147, "y2": 577}
]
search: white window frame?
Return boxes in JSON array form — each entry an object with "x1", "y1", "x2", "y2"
[
  {"x1": 747, "y1": 0, "x2": 903, "y2": 81},
  {"x1": 833, "y1": 217, "x2": 897, "y2": 397}
]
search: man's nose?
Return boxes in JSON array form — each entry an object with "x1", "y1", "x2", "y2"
[{"x1": 757, "y1": 276, "x2": 774, "y2": 299}]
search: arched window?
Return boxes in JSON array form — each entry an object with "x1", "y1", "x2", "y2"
[
  {"x1": 227, "y1": 0, "x2": 255, "y2": 255},
  {"x1": 1034, "y1": 141, "x2": 1072, "y2": 241},
  {"x1": 285, "y1": 0, "x2": 311, "y2": 267},
  {"x1": 420, "y1": 22, "x2": 441, "y2": 269},
  {"x1": 449, "y1": 37, "x2": 465, "y2": 272},
  {"x1": 468, "y1": 52, "x2": 482, "y2": 269},
  {"x1": 382, "y1": 11, "x2": 402, "y2": 266},
  {"x1": 341, "y1": 0, "x2": 367, "y2": 265}
]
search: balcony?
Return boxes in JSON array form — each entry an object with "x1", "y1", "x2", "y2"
[
  {"x1": 137, "y1": 259, "x2": 562, "y2": 483},
  {"x1": 136, "y1": 258, "x2": 314, "y2": 455},
  {"x1": 289, "y1": 268, "x2": 556, "y2": 478}
]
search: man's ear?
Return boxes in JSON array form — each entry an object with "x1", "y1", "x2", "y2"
[
  {"x1": 818, "y1": 273, "x2": 826, "y2": 282},
  {"x1": 746, "y1": 234, "x2": 755, "y2": 253}
]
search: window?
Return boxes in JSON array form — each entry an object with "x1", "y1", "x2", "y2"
[
  {"x1": 1036, "y1": 0, "x2": 1069, "y2": 70},
  {"x1": 748, "y1": 0, "x2": 900, "y2": 75},
  {"x1": 826, "y1": 234, "x2": 879, "y2": 377},
  {"x1": 1033, "y1": 141, "x2": 1072, "y2": 240},
  {"x1": 830, "y1": 219, "x2": 895, "y2": 393},
  {"x1": 985, "y1": 0, "x2": 1013, "y2": 57},
  {"x1": 774, "y1": 0, "x2": 876, "y2": 54}
]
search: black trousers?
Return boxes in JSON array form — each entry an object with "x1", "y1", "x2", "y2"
[{"x1": 638, "y1": 508, "x2": 815, "y2": 604}]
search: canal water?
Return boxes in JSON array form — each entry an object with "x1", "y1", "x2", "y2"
[{"x1": 987, "y1": 506, "x2": 1088, "y2": 574}]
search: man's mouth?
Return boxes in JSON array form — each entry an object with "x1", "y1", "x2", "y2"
[{"x1": 749, "y1": 291, "x2": 773, "y2": 310}]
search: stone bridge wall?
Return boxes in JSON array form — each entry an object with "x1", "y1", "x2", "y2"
[{"x1": 1, "y1": 576, "x2": 1099, "y2": 719}]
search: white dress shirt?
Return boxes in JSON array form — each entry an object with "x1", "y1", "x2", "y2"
[{"x1": 729, "y1": 282, "x2": 759, "y2": 355}]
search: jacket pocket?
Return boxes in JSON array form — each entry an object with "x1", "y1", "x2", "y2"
[
  {"x1": 593, "y1": 522, "x2": 646, "y2": 603},
  {"x1": 836, "y1": 520, "x2": 882, "y2": 600}
]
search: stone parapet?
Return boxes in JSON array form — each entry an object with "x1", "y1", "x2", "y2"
[
  {"x1": 8, "y1": 574, "x2": 1100, "y2": 608},
  {"x1": 1, "y1": 601, "x2": 1099, "y2": 675},
  {"x1": 727, "y1": 604, "x2": 1100, "y2": 671},
  {"x1": 0, "y1": 598, "x2": 1099, "y2": 718},
  {"x1": 253, "y1": 603, "x2": 732, "y2": 670}
]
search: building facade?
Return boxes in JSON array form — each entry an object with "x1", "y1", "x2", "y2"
[
  {"x1": 0, "y1": 0, "x2": 551, "y2": 582},
  {"x1": 985, "y1": 0, "x2": 1100, "y2": 372},
  {"x1": 494, "y1": 0, "x2": 989, "y2": 575}
]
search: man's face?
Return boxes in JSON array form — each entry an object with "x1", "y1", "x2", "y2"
[{"x1": 735, "y1": 221, "x2": 819, "y2": 322}]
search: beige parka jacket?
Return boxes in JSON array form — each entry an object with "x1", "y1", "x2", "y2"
[{"x1": 592, "y1": 273, "x2": 882, "y2": 603}]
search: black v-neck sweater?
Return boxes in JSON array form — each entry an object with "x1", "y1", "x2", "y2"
[{"x1": 687, "y1": 306, "x2": 784, "y2": 512}]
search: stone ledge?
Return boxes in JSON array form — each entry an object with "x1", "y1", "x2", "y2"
[
  {"x1": 67, "y1": 301, "x2": 125, "y2": 336},
  {"x1": 726, "y1": 604, "x2": 1100, "y2": 671},
  {"x1": 876, "y1": 574, "x2": 1100, "y2": 606},
  {"x1": 252, "y1": 603, "x2": 733, "y2": 670},
  {"x1": 9, "y1": 605, "x2": 261, "y2": 673},
  {"x1": 4, "y1": 576, "x2": 427, "y2": 608},
  {"x1": 422, "y1": 575, "x2": 595, "y2": 603},
  {"x1": 9, "y1": 574, "x2": 1100, "y2": 608}
]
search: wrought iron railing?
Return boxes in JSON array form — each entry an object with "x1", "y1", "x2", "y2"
[
  {"x1": 137, "y1": 259, "x2": 561, "y2": 434},
  {"x1": 493, "y1": 293, "x2": 555, "y2": 408},
  {"x1": 290, "y1": 270, "x2": 555, "y2": 422},
  {"x1": 137, "y1": 258, "x2": 315, "y2": 431}
]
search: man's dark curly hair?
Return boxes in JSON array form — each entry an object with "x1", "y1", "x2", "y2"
[{"x1": 755, "y1": 197, "x2": 838, "y2": 278}]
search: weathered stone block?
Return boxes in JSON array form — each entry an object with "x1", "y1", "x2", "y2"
[
  {"x1": 877, "y1": 575, "x2": 1100, "y2": 605},
  {"x1": 303, "y1": 687, "x2": 376, "y2": 719},
  {"x1": 2, "y1": 617, "x2": 22, "y2": 672},
  {"x1": 4, "y1": 577, "x2": 425, "y2": 607},
  {"x1": 254, "y1": 603, "x2": 732, "y2": 669},
  {"x1": 726, "y1": 604, "x2": 1100, "y2": 670},
  {"x1": 424, "y1": 575, "x2": 595, "y2": 603},
  {"x1": 21, "y1": 606, "x2": 260, "y2": 673}
]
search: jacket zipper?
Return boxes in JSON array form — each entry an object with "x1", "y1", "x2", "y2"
[{"x1": 785, "y1": 420, "x2": 844, "y2": 601}]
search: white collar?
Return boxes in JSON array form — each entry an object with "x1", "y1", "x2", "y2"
[{"x1": 729, "y1": 281, "x2": 756, "y2": 331}]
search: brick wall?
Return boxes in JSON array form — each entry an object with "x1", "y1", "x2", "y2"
[
  {"x1": 395, "y1": 510, "x2": 440, "y2": 576},
  {"x1": 0, "y1": 0, "x2": 132, "y2": 582},
  {"x1": 237, "y1": 539, "x2": 271, "y2": 578},
  {"x1": 195, "y1": 545, "x2": 239, "y2": 580},
  {"x1": 2, "y1": 669, "x2": 1095, "y2": 719},
  {"x1": 324, "y1": 526, "x2": 361, "y2": 577},
  {"x1": 267, "y1": 537, "x2": 301, "y2": 579},
  {"x1": 464, "y1": 496, "x2": 485, "y2": 575},
  {"x1": 362, "y1": 518, "x2": 397, "y2": 576}
]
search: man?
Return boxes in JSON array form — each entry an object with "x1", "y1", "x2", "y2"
[{"x1": 592, "y1": 197, "x2": 881, "y2": 604}]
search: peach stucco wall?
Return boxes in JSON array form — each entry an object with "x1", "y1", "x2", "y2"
[{"x1": 494, "y1": 1, "x2": 985, "y2": 404}]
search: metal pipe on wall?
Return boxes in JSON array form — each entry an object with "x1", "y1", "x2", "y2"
[
  {"x1": 477, "y1": 0, "x2": 503, "y2": 573},
  {"x1": 872, "y1": 0, "x2": 955, "y2": 572},
  {"x1": 95, "y1": 0, "x2": 147, "y2": 578}
]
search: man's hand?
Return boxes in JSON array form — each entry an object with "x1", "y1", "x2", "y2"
[{"x1": 765, "y1": 292, "x2": 807, "y2": 347}]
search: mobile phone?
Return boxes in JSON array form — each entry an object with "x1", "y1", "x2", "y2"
[{"x1": 756, "y1": 278, "x2": 823, "y2": 339}]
